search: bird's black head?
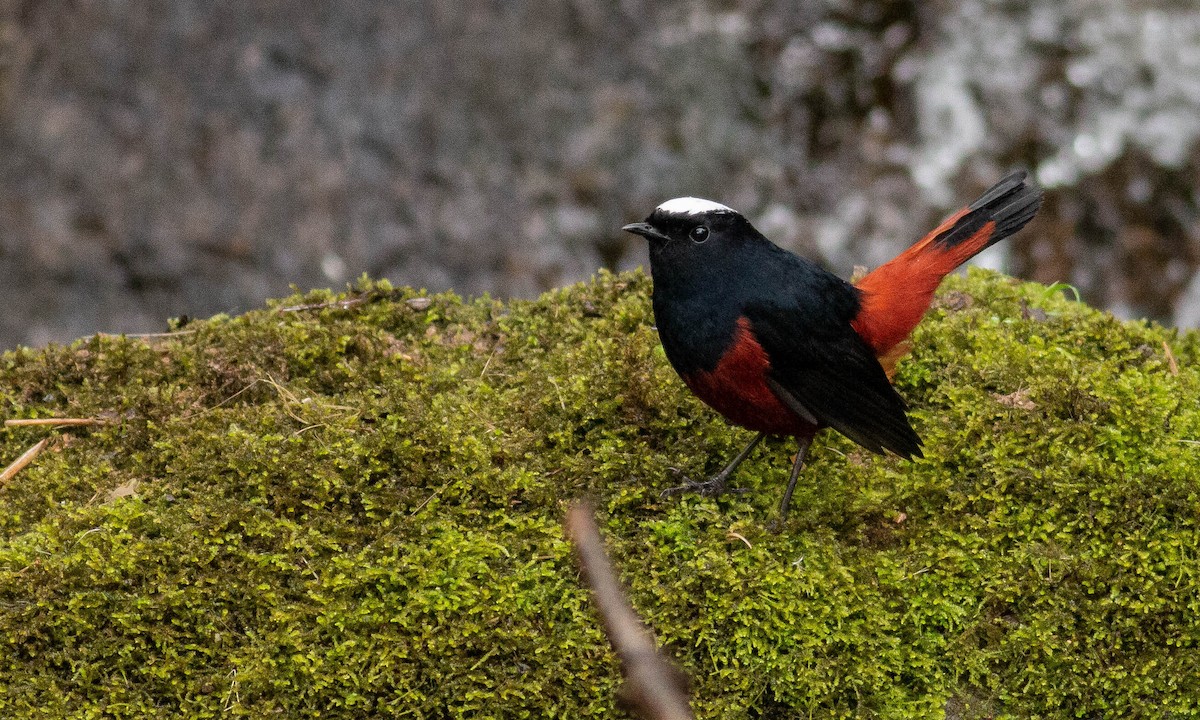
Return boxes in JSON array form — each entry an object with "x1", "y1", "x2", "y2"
[{"x1": 622, "y1": 197, "x2": 765, "y2": 273}]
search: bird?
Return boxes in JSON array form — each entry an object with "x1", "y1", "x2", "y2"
[{"x1": 622, "y1": 171, "x2": 1042, "y2": 522}]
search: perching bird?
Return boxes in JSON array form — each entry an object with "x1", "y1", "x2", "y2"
[{"x1": 623, "y1": 171, "x2": 1042, "y2": 521}]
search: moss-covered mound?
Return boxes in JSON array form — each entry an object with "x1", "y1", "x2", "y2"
[{"x1": 0, "y1": 269, "x2": 1198, "y2": 718}]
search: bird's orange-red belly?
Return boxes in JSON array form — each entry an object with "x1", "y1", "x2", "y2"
[{"x1": 681, "y1": 318, "x2": 813, "y2": 437}]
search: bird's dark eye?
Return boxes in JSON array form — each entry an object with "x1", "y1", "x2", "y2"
[{"x1": 689, "y1": 226, "x2": 709, "y2": 243}]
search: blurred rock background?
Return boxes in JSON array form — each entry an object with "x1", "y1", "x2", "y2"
[{"x1": 1, "y1": 0, "x2": 1199, "y2": 348}]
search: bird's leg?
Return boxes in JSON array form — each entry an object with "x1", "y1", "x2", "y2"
[
  {"x1": 774, "y1": 435, "x2": 814, "y2": 527},
  {"x1": 662, "y1": 432, "x2": 765, "y2": 498}
]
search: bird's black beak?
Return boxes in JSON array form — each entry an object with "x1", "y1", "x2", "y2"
[{"x1": 622, "y1": 222, "x2": 670, "y2": 243}]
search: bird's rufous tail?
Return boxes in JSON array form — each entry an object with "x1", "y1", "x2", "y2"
[{"x1": 852, "y1": 171, "x2": 1043, "y2": 372}]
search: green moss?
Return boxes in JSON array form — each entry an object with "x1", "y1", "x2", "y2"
[{"x1": 0, "y1": 268, "x2": 1197, "y2": 718}]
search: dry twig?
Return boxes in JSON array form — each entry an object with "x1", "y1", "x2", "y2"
[
  {"x1": 3, "y1": 416, "x2": 114, "y2": 487},
  {"x1": 5, "y1": 417, "x2": 108, "y2": 428},
  {"x1": 0, "y1": 437, "x2": 51, "y2": 486},
  {"x1": 564, "y1": 502, "x2": 694, "y2": 720},
  {"x1": 94, "y1": 329, "x2": 198, "y2": 340},
  {"x1": 275, "y1": 297, "x2": 368, "y2": 313}
]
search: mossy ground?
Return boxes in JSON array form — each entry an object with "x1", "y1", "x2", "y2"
[{"x1": 0, "y1": 268, "x2": 1198, "y2": 718}]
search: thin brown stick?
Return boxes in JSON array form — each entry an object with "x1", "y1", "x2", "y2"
[
  {"x1": 5, "y1": 418, "x2": 106, "y2": 428},
  {"x1": 94, "y1": 329, "x2": 198, "y2": 339},
  {"x1": 275, "y1": 297, "x2": 367, "y2": 313},
  {"x1": 0, "y1": 437, "x2": 51, "y2": 485},
  {"x1": 564, "y1": 502, "x2": 694, "y2": 720}
]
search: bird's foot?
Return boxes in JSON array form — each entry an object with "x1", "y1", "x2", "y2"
[{"x1": 661, "y1": 468, "x2": 748, "y2": 499}]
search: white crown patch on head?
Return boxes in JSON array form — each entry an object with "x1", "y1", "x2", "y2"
[{"x1": 656, "y1": 197, "x2": 735, "y2": 215}]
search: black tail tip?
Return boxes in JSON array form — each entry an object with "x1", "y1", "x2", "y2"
[
  {"x1": 936, "y1": 170, "x2": 1043, "y2": 250},
  {"x1": 970, "y1": 170, "x2": 1034, "y2": 208},
  {"x1": 984, "y1": 170, "x2": 1043, "y2": 240}
]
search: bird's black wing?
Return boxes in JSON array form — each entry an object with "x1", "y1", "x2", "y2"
[{"x1": 743, "y1": 299, "x2": 923, "y2": 458}]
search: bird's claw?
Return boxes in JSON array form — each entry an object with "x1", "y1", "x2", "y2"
[{"x1": 660, "y1": 469, "x2": 748, "y2": 499}]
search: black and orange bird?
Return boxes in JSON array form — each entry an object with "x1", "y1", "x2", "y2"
[{"x1": 623, "y1": 172, "x2": 1042, "y2": 520}]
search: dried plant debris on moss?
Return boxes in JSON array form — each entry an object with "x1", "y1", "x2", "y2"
[{"x1": 0, "y1": 268, "x2": 1198, "y2": 718}]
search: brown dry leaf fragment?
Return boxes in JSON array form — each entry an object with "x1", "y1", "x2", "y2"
[
  {"x1": 1020, "y1": 299, "x2": 1048, "y2": 322},
  {"x1": 726, "y1": 531, "x2": 752, "y2": 549},
  {"x1": 106, "y1": 479, "x2": 140, "y2": 502},
  {"x1": 995, "y1": 389, "x2": 1036, "y2": 410},
  {"x1": 1163, "y1": 341, "x2": 1179, "y2": 377},
  {"x1": 935, "y1": 291, "x2": 973, "y2": 311},
  {"x1": 450, "y1": 328, "x2": 478, "y2": 347}
]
